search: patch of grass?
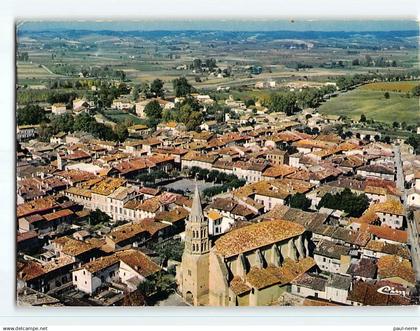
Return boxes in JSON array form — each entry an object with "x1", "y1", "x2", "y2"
[
  {"x1": 103, "y1": 110, "x2": 144, "y2": 125},
  {"x1": 318, "y1": 88, "x2": 419, "y2": 124}
]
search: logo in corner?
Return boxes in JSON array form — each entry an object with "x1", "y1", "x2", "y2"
[{"x1": 377, "y1": 285, "x2": 408, "y2": 297}]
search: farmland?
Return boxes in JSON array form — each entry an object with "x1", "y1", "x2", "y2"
[
  {"x1": 360, "y1": 81, "x2": 420, "y2": 92},
  {"x1": 318, "y1": 88, "x2": 419, "y2": 124},
  {"x1": 16, "y1": 63, "x2": 59, "y2": 87},
  {"x1": 15, "y1": 25, "x2": 420, "y2": 128}
]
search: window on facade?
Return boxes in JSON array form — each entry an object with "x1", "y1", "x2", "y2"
[
  {"x1": 74, "y1": 275, "x2": 77, "y2": 281},
  {"x1": 297, "y1": 287, "x2": 300, "y2": 293},
  {"x1": 188, "y1": 270, "x2": 191, "y2": 276}
]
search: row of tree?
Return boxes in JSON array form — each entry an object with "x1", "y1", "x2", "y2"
[
  {"x1": 187, "y1": 167, "x2": 246, "y2": 197},
  {"x1": 144, "y1": 97, "x2": 204, "y2": 131},
  {"x1": 288, "y1": 188, "x2": 369, "y2": 218},
  {"x1": 37, "y1": 112, "x2": 129, "y2": 142},
  {"x1": 352, "y1": 55, "x2": 397, "y2": 67},
  {"x1": 336, "y1": 70, "x2": 420, "y2": 91},
  {"x1": 131, "y1": 79, "x2": 165, "y2": 100},
  {"x1": 190, "y1": 58, "x2": 218, "y2": 72},
  {"x1": 264, "y1": 85, "x2": 336, "y2": 115}
]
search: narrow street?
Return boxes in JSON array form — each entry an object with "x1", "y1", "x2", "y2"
[{"x1": 394, "y1": 145, "x2": 420, "y2": 283}]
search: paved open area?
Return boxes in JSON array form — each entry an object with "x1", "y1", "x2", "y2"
[{"x1": 164, "y1": 178, "x2": 221, "y2": 194}]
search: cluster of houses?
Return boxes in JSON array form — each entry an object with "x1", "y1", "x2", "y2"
[{"x1": 16, "y1": 87, "x2": 420, "y2": 306}]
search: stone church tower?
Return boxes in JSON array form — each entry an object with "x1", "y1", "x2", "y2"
[{"x1": 177, "y1": 186, "x2": 210, "y2": 305}]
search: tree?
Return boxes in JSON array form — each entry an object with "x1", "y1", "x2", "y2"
[
  {"x1": 289, "y1": 193, "x2": 311, "y2": 211},
  {"x1": 114, "y1": 123, "x2": 129, "y2": 142},
  {"x1": 131, "y1": 84, "x2": 141, "y2": 101},
  {"x1": 185, "y1": 111, "x2": 203, "y2": 131},
  {"x1": 191, "y1": 58, "x2": 202, "y2": 71},
  {"x1": 50, "y1": 113, "x2": 74, "y2": 133},
  {"x1": 384, "y1": 92, "x2": 390, "y2": 99},
  {"x1": 364, "y1": 55, "x2": 373, "y2": 66},
  {"x1": 137, "y1": 278, "x2": 155, "y2": 298},
  {"x1": 392, "y1": 121, "x2": 399, "y2": 129},
  {"x1": 144, "y1": 100, "x2": 163, "y2": 120},
  {"x1": 37, "y1": 123, "x2": 54, "y2": 142},
  {"x1": 150, "y1": 79, "x2": 164, "y2": 98},
  {"x1": 139, "y1": 82, "x2": 152, "y2": 99},
  {"x1": 47, "y1": 91, "x2": 78, "y2": 105},
  {"x1": 162, "y1": 109, "x2": 173, "y2": 122},
  {"x1": 318, "y1": 188, "x2": 369, "y2": 217},
  {"x1": 173, "y1": 77, "x2": 192, "y2": 97},
  {"x1": 152, "y1": 239, "x2": 184, "y2": 262},
  {"x1": 407, "y1": 134, "x2": 420, "y2": 154},
  {"x1": 360, "y1": 114, "x2": 367, "y2": 123},
  {"x1": 245, "y1": 99, "x2": 255, "y2": 108},
  {"x1": 137, "y1": 271, "x2": 176, "y2": 303},
  {"x1": 412, "y1": 85, "x2": 420, "y2": 97},
  {"x1": 89, "y1": 209, "x2": 111, "y2": 226},
  {"x1": 269, "y1": 92, "x2": 298, "y2": 115},
  {"x1": 17, "y1": 105, "x2": 48, "y2": 125},
  {"x1": 205, "y1": 58, "x2": 217, "y2": 70},
  {"x1": 74, "y1": 112, "x2": 95, "y2": 132}
]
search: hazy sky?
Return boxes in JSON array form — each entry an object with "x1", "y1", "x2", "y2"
[
  {"x1": 8, "y1": 0, "x2": 420, "y2": 19},
  {"x1": 18, "y1": 20, "x2": 419, "y2": 33}
]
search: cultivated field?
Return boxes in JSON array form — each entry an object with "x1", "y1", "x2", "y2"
[
  {"x1": 360, "y1": 81, "x2": 420, "y2": 93},
  {"x1": 318, "y1": 88, "x2": 420, "y2": 124},
  {"x1": 16, "y1": 62, "x2": 58, "y2": 82}
]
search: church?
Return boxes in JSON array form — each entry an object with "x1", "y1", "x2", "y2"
[{"x1": 176, "y1": 186, "x2": 315, "y2": 306}]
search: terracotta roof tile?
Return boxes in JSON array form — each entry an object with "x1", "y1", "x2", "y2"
[
  {"x1": 215, "y1": 219, "x2": 305, "y2": 257},
  {"x1": 377, "y1": 255, "x2": 415, "y2": 285}
]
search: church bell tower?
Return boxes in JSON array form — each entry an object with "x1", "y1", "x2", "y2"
[{"x1": 178, "y1": 186, "x2": 210, "y2": 305}]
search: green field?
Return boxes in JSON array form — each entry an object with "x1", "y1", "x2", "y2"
[
  {"x1": 103, "y1": 110, "x2": 145, "y2": 125},
  {"x1": 318, "y1": 89, "x2": 420, "y2": 124},
  {"x1": 17, "y1": 62, "x2": 59, "y2": 81}
]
